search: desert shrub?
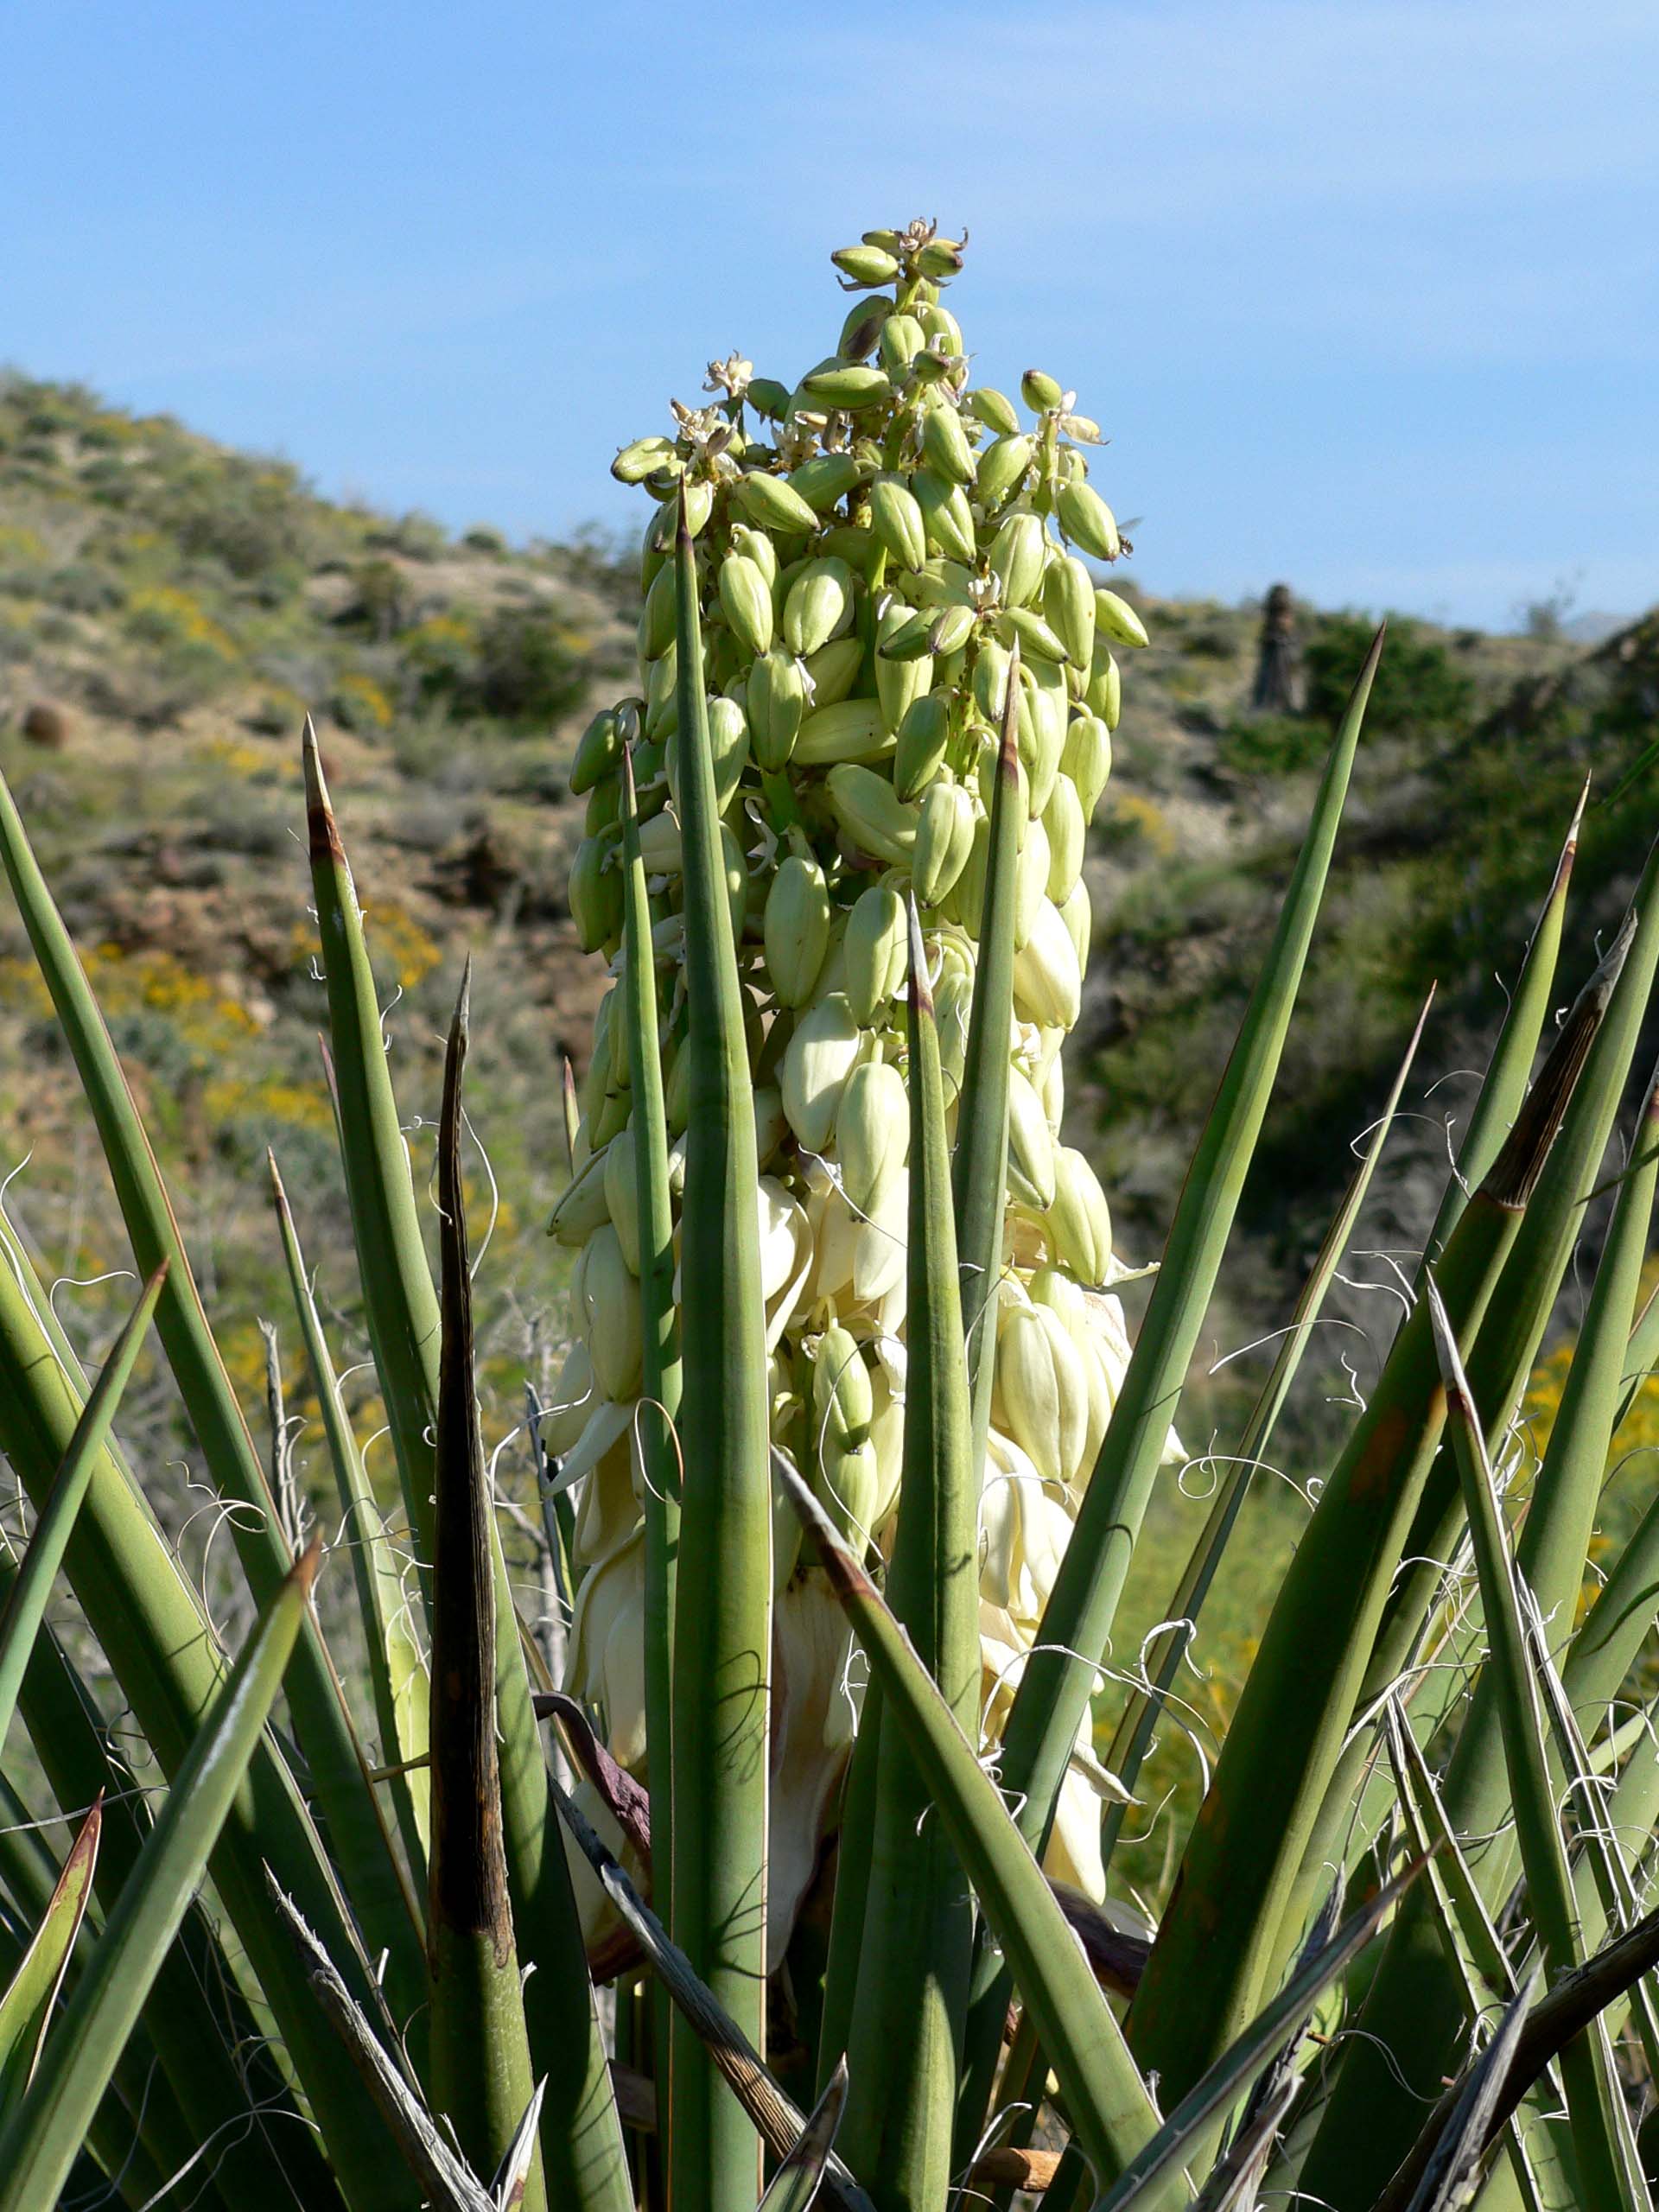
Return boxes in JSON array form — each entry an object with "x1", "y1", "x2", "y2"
[{"x1": 1304, "y1": 609, "x2": 1476, "y2": 737}]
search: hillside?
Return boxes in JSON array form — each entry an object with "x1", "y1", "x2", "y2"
[{"x1": 2, "y1": 371, "x2": 1655, "y2": 1847}]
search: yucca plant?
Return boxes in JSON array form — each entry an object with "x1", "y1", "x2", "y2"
[{"x1": 1, "y1": 220, "x2": 1658, "y2": 2212}]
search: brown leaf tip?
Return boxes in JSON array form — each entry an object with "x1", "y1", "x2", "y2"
[
  {"x1": 302, "y1": 717, "x2": 346, "y2": 865},
  {"x1": 1483, "y1": 909, "x2": 1635, "y2": 1208}
]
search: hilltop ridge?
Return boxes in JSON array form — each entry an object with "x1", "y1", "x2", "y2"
[{"x1": 0, "y1": 368, "x2": 1653, "y2": 1463}]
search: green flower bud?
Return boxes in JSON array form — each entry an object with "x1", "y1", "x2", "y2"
[
  {"x1": 917, "y1": 301, "x2": 963, "y2": 351},
  {"x1": 569, "y1": 834, "x2": 622, "y2": 953},
  {"x1": 920, "y1": 402, "x2": 976, "y2": 486},
  {"x1": 879, "y1": 315, "x2": 927, "y2": 373},
  {"x1": 666, "y1": 695, "x2": 749, "y2": 813},
  {"x1": 584, "y1": 775, "x2": 622, "y2": 840},
  {"x1": 728, "y1": 522, "x2": 778, "y2": 588},
  {"x1": 869, "y1": 474, "x2": 927, "y2": 572},
  {"x1": 913, "y1": 781, "x2": 977, "y2": 907},
  {"x1": 789, "y1": 452, "x2": 864, "y2": 513},
  {"x1": 810, "y1": 1325, "x2": 880, "y2": 1541},
  {"x1": 1060, "y1": 714, "x2": 1112, "y2": 817},
  {"x1": 603, "y1": 1125, "x2": 641, "y2": 1274},
  {"x1": 718, "y1": 553, "x2": 774, "y2": 658},
  {"x1": 798, "y1": 364, "x2": 892, "y2": 412},
  {"x1": 977, "y1": 433, "x2": 1034, "y2": 512},
  {"x1": 1014, "y1": 817, "x2": 1052, "y2": 950},
  {"x1": 547, "y1": 1141, "x2": 613, "y2": 1245},
  {"x1": 917, "y1": 238, "x2": 964, "y2": 280},
  {"x1": 747, "y1": 377, "x2": 791, "y2": 421},
  {"x1": 974, "y1": 639, "x2": 1013, "y2": 725},
  {"x1": 1021, "y1": 369, "x2": 1064, "y2": 412},
  {"x1": 1012, "y1": 896, "x2": 1083, "y2": 1030},
  {"x1": 1001, "y1": 607, "x2": 1070, "y2": 664},
  {"x1": 928, "y1": 604, "x2": 976, "y2": 657},
  {"x1": 764, "y1": 850, "x2": 833, "y2": 1009},
  {"x1": 804, "y1": 636, "x2": 866, "y2": 710},
  {"x1": 1043, "y1": 774, "x2": 1085, "y2": 903},
  {"x1": 1047, "y1": 1147, "x2": 1113, "y2": 1284},
  {"x1": 781, "y1": 992, "x2": 865, "y2": 1154},
  {"x1": 1043, "y1": 556, "x2": 1096, "y2": 669},
  {"x1": 1057, "y1": 480, "x2": 1122, "y2": 563},
  {"x1": 573, "y1": 1224, "x2": 644, "y2": 1400},
  {"x1": 783, "y1": 557, "x2": 855, "y2": 657},
  {"x1": 843, "y1": 884, "x2": 907, "y2": 1026},
  {"x1": 644, "y1": 639, "x2": 679, "y2": 740},
  {"x1": 893, "y1": 690, "x2": 952, "y2": 799},
  {"x1": 912, "y1": 558, "x2": 976, "y2": 610},
  {"x1": 836, "y1": 1059, "x2": 909, "y2": 1217},
  {"x1": 612, "y1": 435, "x2": 677, "y2": 486},
  {"x1": 874, "y1": 644, "x2": 931, "y2": 739},
  {"x1": 1019, "y1": 682, "x2": 1067, "y2": 818},
  {"x1": 1058, "y1": 876, "x2": 1091, "y2": 976},
  {"x1": 831, "y1": 244, "x2": 900, "y2": 286},
  {"x1": 988, "y1": 512, "x2": 1048, "y2": 609},
  {"x1": 795, "y1": 697, "x2": 887, "y2": 767},
  {"x1": 638, "y1": 563, "x2": 678, "y2": 661},
  {"x1": 995, "y1": 1293, "x2": 1088, "y2": 1491},
  {"x1": 1093, "y1": 588, "x2": 1148, "y2": 648},
  {"x1": 965, "y1": 386, "x2": 1020, "y2": 435},
  {"x1": 1084, "y1": 642, "x2": 1122, "y2": 728},
  {"x1": 749, "y1": 648, "x2": 809, "y2": 770},
  {"x1": 570, "y1": 709, "x2": 623, "y2": 796},
  {"x1": 827, "y1": 764, "x2": 920, "y2": 868},
  {"x1": 736, "y1": 471, "x2": 820, "y2": 536},
  {"x1": 913, "y1": 469, "x2": 977, "y2": 565}
]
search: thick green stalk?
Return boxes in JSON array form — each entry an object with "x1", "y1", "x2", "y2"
[
  {"x1": 0, "y1": 1264, "x2": 165, "y2": 1758},
  {"x1": 619, "y1": 746, "x2": 682, "y2": 1943},
  {"x1": 777, "y1": 1459, "x2": 1160, "y2": 2193},
  {"x1": 667, "y1": 498, "x2": 773, "y2": 2212},
  {"x1": 0, "y1": 765, "x2": 420, "y2": 2021},
  {"x1": 0, "y1": 1548, "x2": 320, "y2": 2212},
  {"x1": 307, "y1": 738, "x2": 626, "y2": 2207},
  {"x1": 270, "y1": 1155, "x2": 430, "y2": 1896},
  {"x1": 426, "y1": 976, "x2": 545, "y2": 2212},
  {"x1": 837, "y1": 905, "x2": 981, "y2": 2209},
  {"x1": 988, "y1": 628, "x2": 1381, "y2": 1874},
  {"x1": 1427, "y1": 1294, "x2": 1637, "y2": 2212},
  {"x1": 1128, "y1": 959, "x2": 1605, "y2": 2101}
]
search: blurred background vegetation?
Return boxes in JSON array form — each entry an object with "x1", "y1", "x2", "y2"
[{"x1": 3, "y1": 366, "x2": 1656, "y2": 1902}]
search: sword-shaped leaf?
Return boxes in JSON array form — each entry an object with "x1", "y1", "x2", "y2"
[
  {"x1": 775, "y1": 1454, "x2": 1160, "y2": 2190},
  {"x1": 0, "y1": 1264, "x2": 164, "y2": 1758},
  {"x1": 0, "y1": 1802, "x2": 99, "y2": 2122},
  {"x1": 667, "y1": 491, "x2": 774, "y2": 2212},
  {"x1": 0, "y1": 1545, "x2": 319, "y2": 2212},
  {"x1": 1427, "y1": 1283, "x2": 1642, "y2": 2212}
]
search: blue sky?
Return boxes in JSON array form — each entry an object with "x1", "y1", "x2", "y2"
[{"x1": 3, "y1": 0, "x2": 1654, "y2": 628}]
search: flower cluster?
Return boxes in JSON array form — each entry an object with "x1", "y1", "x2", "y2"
[{"x1": 550, "y1": 224, "x2": 1164, "y2": 1949}]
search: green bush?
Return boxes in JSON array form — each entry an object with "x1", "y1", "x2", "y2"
[{"x1": 1305, "y1": 609, "x2": 1476, "y2": 737}]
